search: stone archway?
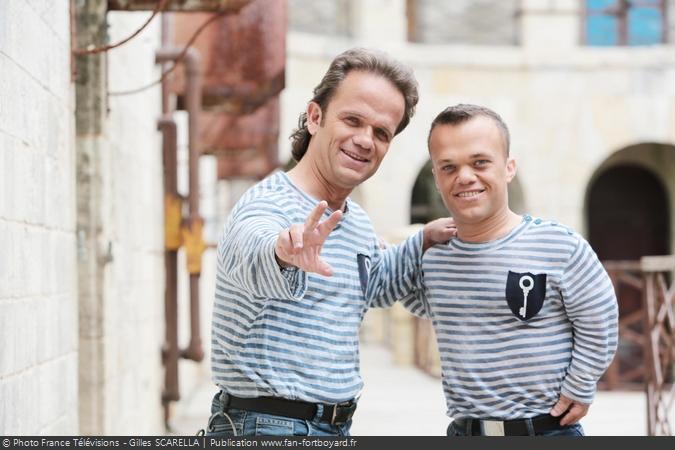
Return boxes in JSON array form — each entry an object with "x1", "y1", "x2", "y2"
[
  {"x1": 588, "y1": 165, "x2": 670, "y2": 261},
  {"x1": 586, "y1": 158, "x2": 671, "y2": 388},
  {"x1": 410, "y1": 160, "x2": 446, "y2": 224}
]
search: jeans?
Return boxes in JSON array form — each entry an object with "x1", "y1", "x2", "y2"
[
  {"x1": 205, "y1": 392, "x2": 352, "y2": 437},
  {"x1": 446, "y1": 420, "x2": 584, "y2": 437}
]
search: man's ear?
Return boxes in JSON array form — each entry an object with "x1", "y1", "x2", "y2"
[
  {"x1": 306, "y1": 102, "x2": 322, "y2": 136},
  {"x1": 505, "y1": 157, "x2": 517, "y2": 183}
]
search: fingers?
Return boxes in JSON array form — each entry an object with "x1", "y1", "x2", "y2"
[
  {"x1": 442, "y1": 218, "x2": 457, "y2": 238},
  {"x1": 550, "y1": 394, "x2": 589, "y2": 426},
  {"x1": 274, "y1": 228, "x2": 294, "y2": 267},
  {"x1": 288, "y1": 224, "x2": 304, "y2": 253},
  {"x1": 275, "y1": 200, "x2": 340, "y2": 276},
  {"x1": 305, "y1": 201, "x2": 328, "y2": 230},
  {"x1": 423, "y1": 216, "x2": 457, "y2": 251},
  {"x1": 559, "y1": 402, "x2": 589, "y2": 426},
  {"x1": 317, "y1": 210, "x2": 343, "y2": 238},
  {"x1": 549, "y1": 395, "x2": 572, "y2": 418},
  {"x1": 315, "y1": 258, "x2": 334, "y2": 277}
]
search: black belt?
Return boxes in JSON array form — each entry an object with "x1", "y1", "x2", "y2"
[
  {"x1": 220, "y1": 393, "x2": 357, "y2": 425},
  {"x1": 453, "y1": 414, "x2": 564, "y2": 436}
]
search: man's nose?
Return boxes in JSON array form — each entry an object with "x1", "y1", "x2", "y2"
[
  {"x1": 352, "y1": 128, "x2": 374, "y2": 150},
  {"x1": 456, "y1": 166, "x2": 477, "y2": 184}
]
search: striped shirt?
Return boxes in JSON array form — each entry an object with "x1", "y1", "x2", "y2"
[
  {"x1": 403, "y1": 215, "x2": 618, "y2": 419},
  {"x1": 212, "y1": 171, "x2": 423, "y2": 404}
]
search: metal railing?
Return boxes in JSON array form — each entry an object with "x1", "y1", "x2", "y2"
[{"x1": 641, "y1": 255, "x2": 675, "y2": 436}]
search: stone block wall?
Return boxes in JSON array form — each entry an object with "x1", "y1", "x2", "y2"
[{"x1": 0, "y1": 0, "x2": 78, "y2": 435}]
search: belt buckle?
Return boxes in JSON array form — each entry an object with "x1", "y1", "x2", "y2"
[
  {"x1": 481, "y1": 420, "x2": 505, "y2": 436},
  {"x1": 329, "y1": 400, "x2": 352, "y2": 426},
  {"x1": 329, "y1": 404, "x2": 339, "y2": 425}
]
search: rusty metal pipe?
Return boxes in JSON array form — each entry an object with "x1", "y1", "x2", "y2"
[
  {"x1": 159, "y1": 14, "x2": 180, "y2": 427},
  {"x1": 161, "y1": 12, "x2": 171, "y2": 116},
  {"x1": 156, "y1": 46, "x2": 204, "y2": 363},
  {"x1": 159, "y1": 116, "x2": 180, "y2": 410},
  {"x1": 155, "y1": 47, "x2": 201, "y2": 219}
]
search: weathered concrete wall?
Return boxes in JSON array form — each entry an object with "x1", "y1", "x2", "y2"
[
  {"x1": 0, "y1": 0, "x2": 78, "y2": 434},
  {"x1": 79, "y1": 10, "x2": 165, "y2": 435}
]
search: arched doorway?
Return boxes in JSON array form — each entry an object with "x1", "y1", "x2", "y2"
[
  {"x1": 410, "y1": 160, "x2": 526, "y2": 224},
  {"x1": 587, "y1": 164, "x2": 670, "y2": 387},
  {"x1": 588, "y1": 165, "x2": 669, "y2": 261},
  {"x1": 410, "y1": 160, "x2": 446, "y2": 224}
]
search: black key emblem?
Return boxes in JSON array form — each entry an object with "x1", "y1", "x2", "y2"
[
  {"x1": 505, "y1": 271, "x2": 547, "y2": 321},
  {"x1": 357, "y1": 254, "x2": 371, "y2": 296}
]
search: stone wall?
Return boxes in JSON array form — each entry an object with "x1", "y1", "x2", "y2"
[
  {"x1": 80, "y1": 11, "x2": 165, "y2": 435},
  {"x1": 0, "y1": 0, "x2": 78, "y2": 435}
]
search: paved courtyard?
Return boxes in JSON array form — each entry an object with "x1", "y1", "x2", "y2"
[{"x1": 170, "y1": 343, "x2": 659, "y2": 436}]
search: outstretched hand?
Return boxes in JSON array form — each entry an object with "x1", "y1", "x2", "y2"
[
  {"x1": 550, "y1": 394, "x2": 590, "y2": 426},
  {"x1": 274, "y1": 201, "x2": 343, "y2": 277}
]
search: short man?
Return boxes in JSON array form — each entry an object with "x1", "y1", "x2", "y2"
[
  {"x1": 205, "y1": 48, "x2": 455, "y2": 437},
  {"x1": 403, "y1": 104, "x2": 618, "y2": 436}
]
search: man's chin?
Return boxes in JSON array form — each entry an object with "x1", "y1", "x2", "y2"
[
  {"x1": 336, "y1": 167, "x2": 372, "y2": 187},
  {"x1": 448, "y1": 210, "x2": 484, "y2": 225}
]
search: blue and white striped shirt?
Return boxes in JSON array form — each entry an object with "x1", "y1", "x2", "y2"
[
  {"x1": 403, "y1": 215, "x2": 618, "y2": 419},
  {"x1": 212, "y1": 171, "x2": 424, "y2": 403}
]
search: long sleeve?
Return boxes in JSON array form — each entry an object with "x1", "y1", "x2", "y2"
[
  {"x1": 399, "y1": 289, "x2": 431, "y2": 319},
  {"x1": 366, "y1": 229, "x2": 425, "y2": 309},
  {"x1": 559, "y1": 236, "x2": 619, "y2": 404},
  {"x1": 217, "y1": 201, "x2": 307, "y2": 301}
]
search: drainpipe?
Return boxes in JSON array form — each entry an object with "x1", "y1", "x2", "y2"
[
  {"x1": 159, "y1": 14, "x2": 180, "y2": 425},
  {"x1": 159, "y1": 116, "x2": 180, "y2": 409},
  {"x1": 156, "y1": 46, "x2": 205, "y2": 364}
]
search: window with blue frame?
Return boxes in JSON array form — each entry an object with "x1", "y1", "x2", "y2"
[{"x1": 585, "y1": 0, "x2": 666, "y2": 45}]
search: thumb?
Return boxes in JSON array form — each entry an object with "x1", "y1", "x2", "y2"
[{"x1": 550, "y1": 395, "x2": 572, "y2": 417}]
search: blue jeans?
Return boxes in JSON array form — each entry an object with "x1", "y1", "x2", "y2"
[
  {"x1": 205, "y1": 392, "x2": 352, "y2": 437},
  {"x1": 446, "y1": 420, "x2": 584, "y2": 437}
]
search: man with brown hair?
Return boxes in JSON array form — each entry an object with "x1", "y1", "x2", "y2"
[{"x1": 205, "y1": 48, "x2": 455, "y2": 437}]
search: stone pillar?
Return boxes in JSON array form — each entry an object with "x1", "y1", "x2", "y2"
[
  {"x1": 518, "y1": 0, "x2": 580, "y2": 49},
  {"x1": 74, "y1": 0, "x2": 108, "y2": 435}
]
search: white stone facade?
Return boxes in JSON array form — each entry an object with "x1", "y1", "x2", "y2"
[{"x1": 282, "y1": 0, "x2": 675, "y2": 251}]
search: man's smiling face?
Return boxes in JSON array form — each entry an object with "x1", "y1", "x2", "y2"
[
  {"x1": 429, "y1": 115, "x2": 516, "y2": 227},
  {"x1": 305, "y1": 70, "x2": 405, "y2": 191}
]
